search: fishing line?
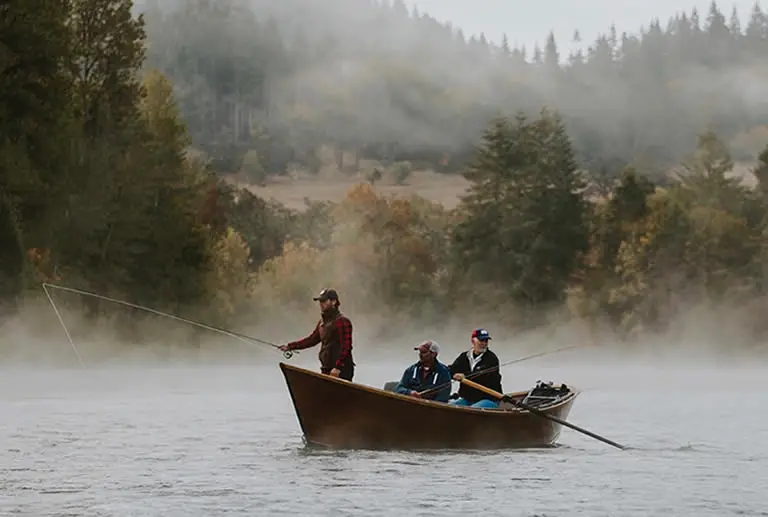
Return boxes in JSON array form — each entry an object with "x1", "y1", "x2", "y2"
[
  {"x1": 42, "y1": 283, "x2": 86, "y2": 369},
  {"x1": 41, "y1": 282, "x2": 296, "y2": 359},
  {"x1": 496, "y1": 344, "x2": 581, "y2": 370}
]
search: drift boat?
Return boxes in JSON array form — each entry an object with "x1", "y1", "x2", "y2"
[{"x1": 279, "y1": 362, "x2": 579, "y2": 450}]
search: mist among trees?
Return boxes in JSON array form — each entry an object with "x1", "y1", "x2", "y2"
[
  {"x1": 137, "y1": 0, "x2": 768, "y2": 180},
  {"x1": 3, "y1": 0, "x2": 768, "y2": 352}
]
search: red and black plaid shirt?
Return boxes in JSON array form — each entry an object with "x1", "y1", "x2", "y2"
[{"x1": 287, "y1": 315, "x2": 353, "y2": 370}]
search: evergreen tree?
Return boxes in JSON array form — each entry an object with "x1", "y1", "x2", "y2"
[
  {"x1": 753, "y1": 144, "x2": 768, "y2": 197},
  {"x1": 60, "y1": 0, "x2": 149, "y2": 302},
  {"x1": 452, "y1": 111, "x2": 589, "y2": 315},
  {"x1": 123, "y1": 69, "x2": 214, "y2": 311},
  {"x1": 0, "y1": 0, "x2": 72, "y2": 298}
]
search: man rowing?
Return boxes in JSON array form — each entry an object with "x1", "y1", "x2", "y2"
[
  {"x1": 278, "y1": 288, "x2": 355, "y2": 381},
  {"x1": 447, "y1": 328, "x2": 502, "y2": 408},
  {"x1": 394, "y1": 340, "x2": 452, "y2": 402}
]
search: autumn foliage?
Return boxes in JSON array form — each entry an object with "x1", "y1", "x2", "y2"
[{"x1": 203, "y1": 116, "x2": 768, "y2": 346}]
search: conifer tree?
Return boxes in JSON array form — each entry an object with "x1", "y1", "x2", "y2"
[
  {"x1": 0, "y1": 0, "x2": 72, "y2": 298},
  {"x1": 452, "y1": 111, "x2": 589, "y2": 312}
]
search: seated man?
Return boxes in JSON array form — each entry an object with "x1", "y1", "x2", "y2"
[
  {"x1": 447, "y1": 328, "x2": 502, "y2": 409},
  {"x1": 394, "y1": 340, "x2": 452, "y2": 402}
]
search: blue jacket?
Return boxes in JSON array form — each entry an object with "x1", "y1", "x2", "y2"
[{"x1": 394, "y1": 360, "x2": 452, "y2": 402}]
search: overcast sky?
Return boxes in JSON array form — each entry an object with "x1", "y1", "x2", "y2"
[{"x1": 407, "y1": 0, "x2": 756, "y2": 52}]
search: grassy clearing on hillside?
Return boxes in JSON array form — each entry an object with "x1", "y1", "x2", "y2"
[
  {"x1": 239, "y1": 171, "x2": 468, "y2": 210},
  {"x1": 227, "y1": 147, "x2": 472, "y2": 210},
  {"x1": 228, "y1": 162, "x2": 757, "y2": 211}
]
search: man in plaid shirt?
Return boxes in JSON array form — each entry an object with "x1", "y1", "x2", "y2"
[{"x1": 279, "y1": 288, "x2": 355, "y2": 381}]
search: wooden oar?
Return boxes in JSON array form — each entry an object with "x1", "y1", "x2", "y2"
[{"x1": 459, "y1": 378, "x2": 626, "y2": 451}]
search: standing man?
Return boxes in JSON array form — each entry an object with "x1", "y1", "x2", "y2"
[
  {"x1": 448, "y1": 328, "x2": 502, "y2": 408},
  {"x1": 278, "y1": 288, "x2": 355, "y2": 381}
]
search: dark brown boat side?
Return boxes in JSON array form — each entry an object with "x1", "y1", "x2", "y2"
[{"x1": 279, "y1": 362, "x2": 579, "y2": 450}]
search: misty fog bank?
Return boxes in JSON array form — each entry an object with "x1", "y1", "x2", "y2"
[
  {"x1": 2, "y1": 344, "x2": 767, "y2": 402},
  {"x1": 136, "y1": 0, "x2": 768, "y2": 178},
  {"x1": 3, "y1": 292, "x2": 767, "y2": 371}
]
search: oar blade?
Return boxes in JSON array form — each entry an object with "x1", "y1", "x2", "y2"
[{"x1": 458, "y1": 377, "x2": 626, "y2": 451}]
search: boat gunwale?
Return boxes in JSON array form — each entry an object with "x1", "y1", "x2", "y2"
[{"x1": 279, "y1": 362, "x2": 580, "y2": 416}]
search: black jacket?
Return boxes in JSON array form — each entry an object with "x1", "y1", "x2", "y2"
[{"x1": 448, "y1": 349, "x2": 503, "y2": 404}]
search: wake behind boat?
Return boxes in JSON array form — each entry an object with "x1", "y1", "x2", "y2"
[{"x1": 279, "y1": 362, "x2": 579, "y2": 450}]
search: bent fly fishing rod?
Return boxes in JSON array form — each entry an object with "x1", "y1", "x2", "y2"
[{"x1": 41, "y1": 282, "x2": 297, "y2": 359}]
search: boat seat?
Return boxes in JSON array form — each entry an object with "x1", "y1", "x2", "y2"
[{"x1": 382, "y1": 381, "x2": 399, "y2": 392}]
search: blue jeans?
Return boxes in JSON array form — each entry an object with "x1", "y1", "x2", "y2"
[{"x1": 449, "y1": 397, "x2": 499, "y2": 409}]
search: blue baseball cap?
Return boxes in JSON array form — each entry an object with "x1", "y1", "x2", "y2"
[{"x1": 471, "y1": 328, "x2": 491, "y2": 341}]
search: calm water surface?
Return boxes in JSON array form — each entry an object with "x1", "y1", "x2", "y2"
[{"x1": 2, "y1": 356, "x2": 767, "y2": 516}]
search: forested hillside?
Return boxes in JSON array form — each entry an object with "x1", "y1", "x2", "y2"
[
  {"x1": 137, "y1": 0, "x2": 768, "y2": 182},
  {"x1": 3, "y1": 0, "x2": 768, "y2": 353}
]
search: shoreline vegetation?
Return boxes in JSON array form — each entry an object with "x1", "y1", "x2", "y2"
[{"x1": 3, "y1": 0, "x2": 768, "y2": 360}]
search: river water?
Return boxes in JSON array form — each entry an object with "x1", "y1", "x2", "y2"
[{"x1": 2, "y1": 354, "x2": 767, "y2": 517}]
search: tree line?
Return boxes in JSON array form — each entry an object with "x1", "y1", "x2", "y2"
[
  {"x1": 137, "y1": 0, "x2": 768, "y2": 183},
  {"x1": 4, "y1": 0, "x2": 768, "y2": 349}
]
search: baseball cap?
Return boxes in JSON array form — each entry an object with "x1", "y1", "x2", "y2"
[
  {"x1": 414, "y1": 340, "x2": 440, "y2": 355},
  {"x1": 471, "y1": 328, "x2": 492, "y2": 341},
  {"x1": 313, "y1": 288, "x2": 339, "y2": 302}
]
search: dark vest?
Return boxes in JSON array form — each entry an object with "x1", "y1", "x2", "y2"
[
  {"x1": 449, "y1": 349, "x2": 502, "y2": 404},
  {"x1": 317, "y1": 309, "x2": 344, "y2": 370}
]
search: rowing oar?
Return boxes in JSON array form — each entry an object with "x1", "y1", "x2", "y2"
[
  {"x1": 41, "y1": 282, "x2": 297, "y2": 359},
  {"x1": 417, "y1": 344, "x2": 581, "y2": 398},
  {"x1": 459, "y1": 377, "x2": 626, "y2": 450}
]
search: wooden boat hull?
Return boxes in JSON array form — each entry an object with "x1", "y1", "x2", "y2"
[{"x1": 279, "y1": 362, "x2": 579, "y2": 450}]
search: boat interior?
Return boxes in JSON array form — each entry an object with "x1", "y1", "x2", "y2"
[{"x1": 382, "y1": 379, "x2": 573, "y2": 410}]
